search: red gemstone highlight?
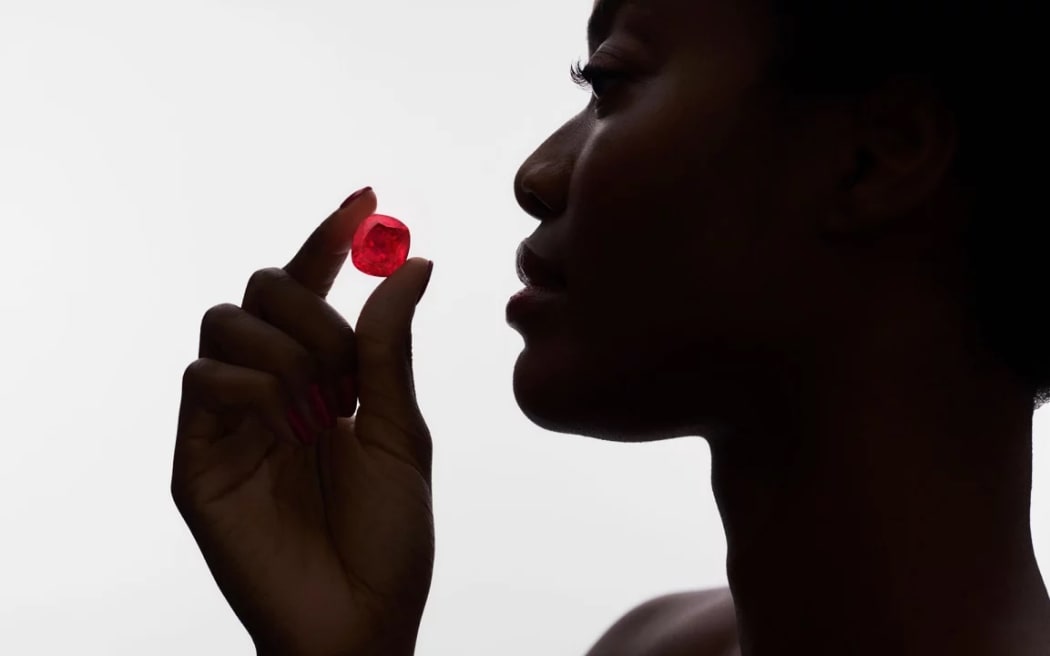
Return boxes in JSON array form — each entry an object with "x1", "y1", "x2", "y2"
[{"x1": 351, "y1": 214, "x2": 411, "y2": 277}]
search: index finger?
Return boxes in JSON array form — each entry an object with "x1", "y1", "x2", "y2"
[{"x1": 283, "y1": 186, "x2": 377, "y2": 298}]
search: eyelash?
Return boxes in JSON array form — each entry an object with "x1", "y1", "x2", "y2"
[{"x1": 569, "y1": 56, "x2": 623, "y2": 97}]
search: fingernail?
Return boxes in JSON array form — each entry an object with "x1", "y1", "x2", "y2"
[
  {"x1": 338, "y1": 375, "x2": 357, "y2": 412},
  {"x1": 416, "y1": 260, "x2": 434, "y2": 304},
  {"x1": 287, "y1": 408, "x2": 313, "y2": 445},
  {"x1": 340, "y1": 186, "x2": 372, "y2": 210},
  {"x1": 308, "y1": 383, "x2": 334, "y2": 428}
]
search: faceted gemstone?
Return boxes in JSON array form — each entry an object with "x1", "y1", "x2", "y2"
[{"x1": 351, "y1": 214, "x2": 411, "y2": 277}]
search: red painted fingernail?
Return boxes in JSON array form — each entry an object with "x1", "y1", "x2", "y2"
[
  {"x1": 340, "y1": 186, "x2": 372, "y2": 210},
  {"x1": 308, "y1": 383, "x2": 334, "y2": 428},
  {"x1": 339, "y1": 375, "x2": 357, "y2": 411},
  {"x1": 287, "y1": 408, "x2": 313, "y2": 445}
]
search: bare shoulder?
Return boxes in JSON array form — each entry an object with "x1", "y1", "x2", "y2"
[{"x1": 585, "y1": 586, "x2": 740, "y2": 656}]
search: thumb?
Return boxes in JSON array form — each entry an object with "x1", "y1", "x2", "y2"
[{"x1": 353, "y1": 257, "x2": 434, "y2": 436}]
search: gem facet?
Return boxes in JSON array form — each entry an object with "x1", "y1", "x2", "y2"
[{"x1": 351, "y1": 214, "x2": 411, "y2": 277}]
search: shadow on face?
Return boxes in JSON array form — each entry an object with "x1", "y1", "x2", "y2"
[
  {"x1": 509, "y1": 0, "x2": 858, "y2": 442},
  {"x1": 508, "y1": 0, "x2": 971, "y2": 443}
]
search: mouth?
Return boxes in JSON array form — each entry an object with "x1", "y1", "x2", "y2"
[{"x1": 516, "y1": 240, "x2": 567, "y2": 291}]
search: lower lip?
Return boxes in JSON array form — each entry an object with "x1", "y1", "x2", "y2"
[{"x1": 506, "y1": 287, "x2": 566, "y2": 327}]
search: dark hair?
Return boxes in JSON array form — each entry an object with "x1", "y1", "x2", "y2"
[{"x1": 768, "y1": 1, "x2": 1050, "y2": 410}]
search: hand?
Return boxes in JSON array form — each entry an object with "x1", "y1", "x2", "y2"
[{"x1": 171, "y1": 188, "x2": 435, "y2": 656}]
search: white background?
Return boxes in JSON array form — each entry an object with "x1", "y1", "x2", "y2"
[{"x1": 1, "y1": 1, "x2": 1046, "y2": 654}]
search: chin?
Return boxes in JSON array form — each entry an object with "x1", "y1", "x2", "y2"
[{"x1": 511, "y1": 339, "x2": 698, "y2": 443}]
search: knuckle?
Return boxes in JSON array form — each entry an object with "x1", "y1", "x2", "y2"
[
  {"x1": 170, "y1": 463, "x2": 195, "y2": 513},
  {"x1": 170, "y1": 477, "x2": 188, "y2": 512},
  {"x1": 334, "y1": 322, "x2": 357, "y2": 349},
  {"x1": 181, "y1": 358, "x2": 211, "y2": 389},
  {"x1": 200, "y1": 302, "x2": 239, "y2": 334},
  {"x1": 245, "y1": 266, "x2": 285, "y2": 298},
  {"x1": 317, "y1": 323, "x2": 357, "y2": 370},
  {"x1": 171, "y1": 479, "x2": 203, "y2": 521},
  {"x1": 260, "y1": 372, "x2": 287, "y2": 406},
  {"x1": 416, "y1": 432, "x2": 434, "y2": 471},
  {"x1": 284, "y1": 346, "x2": 319, "y2": 385}
]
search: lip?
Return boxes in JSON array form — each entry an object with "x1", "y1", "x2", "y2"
[
  {"x1": 508, "y1": 239, "x2": 568, "y2": 330},
  {"x1": 516, "y1": 240, "x2": 567, "y2": 290},
  {"x1": 506, "y1": 286, "x2": 567, "y2": 329}
]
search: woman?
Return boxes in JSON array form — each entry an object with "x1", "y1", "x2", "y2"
[{"x1": 171, "y1": 0, "x2": 1050, "y2": 654}]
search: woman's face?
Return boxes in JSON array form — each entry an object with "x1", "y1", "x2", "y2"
[{"x1": 510, "y1": 0, "x2": 858, "y2": 442}]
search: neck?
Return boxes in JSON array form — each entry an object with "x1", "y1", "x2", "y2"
[{"x1": 708, "y1": 290, "x2": 1050, "y2": 655}]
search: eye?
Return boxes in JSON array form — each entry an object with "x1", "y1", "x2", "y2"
[{"x1": 569, "y1": 56, "x2": 626, "y2": 101}]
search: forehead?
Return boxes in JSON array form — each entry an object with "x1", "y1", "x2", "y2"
[
  {"x1": 588, "y1": 0, "x2": 664, "y2": 47},
  {"x1": 592, "y1": 0, "x2": 645, "y2": 18},
  {"x1": 589, "y1": 0, "x2": 765, "y2": 34},
  {"x1": 591, "y1": 0, "x2": 773, "y2": 22},
  {"x1": 591, "y1": 0, "x2": 658, "y2": 27},
  {"x1": 589, "y1": 0, "x2": 775, "y2": 49},
  {"x1": 587, "y1": 0, "x2": 779, "y2": 88}
]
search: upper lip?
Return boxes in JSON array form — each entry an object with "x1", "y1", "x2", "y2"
[{"x1": 516, "y1": 240, "x2": 567, "y2": 290}]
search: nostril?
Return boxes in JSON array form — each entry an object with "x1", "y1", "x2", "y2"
[
  {"x1": 528, "y1": 190, "x2": 555, "y2": 215},
  {"x1": 516, "y1": 178, "x2": 559, "y2": 220},
  {"x1": 517, "y1": 193, "x2": 550, "y2": 221}
]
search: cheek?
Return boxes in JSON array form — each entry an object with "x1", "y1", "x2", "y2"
[
  {"x1": 567, "y1": 115, "x2": 704, "y2": 297},
  {"x1": 564, "y1": 114, "x2": 812, "y2": 387},
  {"x1": 568, "y1": 124, "x2": 765, "y2": 334}
]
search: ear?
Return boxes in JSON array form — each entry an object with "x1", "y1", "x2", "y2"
[{"x1": 824, "y1": 76, "x2": 959, "y2": 237}]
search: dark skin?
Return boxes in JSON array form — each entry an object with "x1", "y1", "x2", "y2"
[{"x1": 172, "y1": 0, "x2": 1050, "y2": 654}]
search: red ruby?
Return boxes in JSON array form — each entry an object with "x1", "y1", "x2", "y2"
[{"x1": 351, "y1": 214, "x2": 411, "y2": 277}]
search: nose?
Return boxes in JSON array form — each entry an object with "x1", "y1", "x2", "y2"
[
  {"x1": 513, "y1": 118, "x2": 582, "y2": 221},
  {"x1": 514, "y1": 159, "x2": 569, "y2": 221}
]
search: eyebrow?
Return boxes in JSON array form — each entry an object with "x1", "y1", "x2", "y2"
[{"x1": 587, "y1": 0, "x2": 636, "y2": 51}]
